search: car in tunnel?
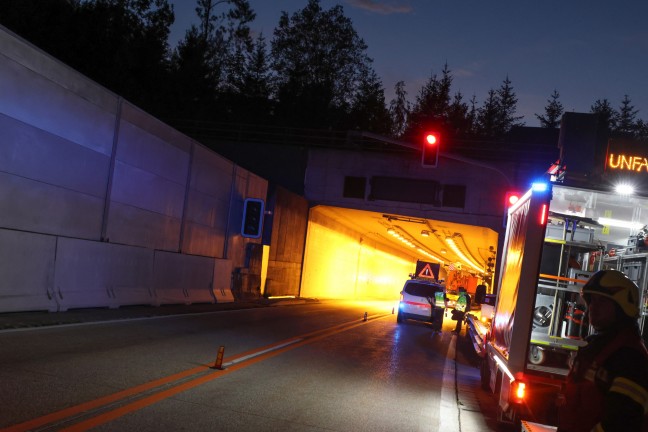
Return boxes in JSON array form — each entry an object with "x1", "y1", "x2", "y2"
[{"x1": 397, "y1": 279, "x2": 446, "y2": 329}]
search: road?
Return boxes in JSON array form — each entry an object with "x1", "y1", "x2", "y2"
[{"x1": 0, "y1": 300, "x2": 503, "y2": 432}]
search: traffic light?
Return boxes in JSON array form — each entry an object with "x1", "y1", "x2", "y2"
[
  {"x1": 421, "y1": 131, "x2": 440, "y2": 167},
  {"x1": 241, "y1": 198, "x2": 264, "y2": 238}
]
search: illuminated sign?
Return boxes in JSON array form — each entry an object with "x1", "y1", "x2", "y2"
[
  {"x1": 605, "y1": 140, "x2": 648, "y2": 174},
  {"x1": 608, "y1": 154, "x2": 648, "y2": 172},
  {"x1": 415, "y1": 260, "x2": 440, "y2": 280}
]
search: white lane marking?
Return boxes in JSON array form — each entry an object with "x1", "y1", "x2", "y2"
[
  {"x1": 221, "y1": 339, "x2": 303, "y2": 367},
  {"x1": 438, "y1": 333, "x2": 460, "y2": 432}
]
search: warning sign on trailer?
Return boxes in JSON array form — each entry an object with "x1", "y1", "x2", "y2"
[{"x1": 416, "y1": 260, "x2": 440, "y2": 280}]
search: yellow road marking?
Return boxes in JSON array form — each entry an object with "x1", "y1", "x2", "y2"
[{"x1": 2, "y1": 313, "x2": 391, "y2": 432}]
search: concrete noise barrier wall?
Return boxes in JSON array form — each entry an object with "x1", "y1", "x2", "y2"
[{"x1": 0, "y1": 25, "x2": 266, "y2": 313}]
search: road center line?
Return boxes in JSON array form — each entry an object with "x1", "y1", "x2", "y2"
[{"x1": 1, "y1": 313, "x2": 391, "y2": 432}]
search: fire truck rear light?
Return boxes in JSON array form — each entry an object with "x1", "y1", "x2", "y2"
[
  {"x1": 512, "y1": 380, "x2": 526, "y2": 403},
  {"x1": 539, "y1": 204, "x2": 548, "y2": 225}
]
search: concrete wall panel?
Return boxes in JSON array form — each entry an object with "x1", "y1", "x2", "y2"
[
  {"x1": 117, "y1": 119, "x2": 189, "y2": 185},
  {"x1": 0, "y1": 26, "x2": 118, "y2": 112},
  {"x1": 191, "y1": 145, "x2": 234, "y2": 196},
  {"x1": 153, "y1": 251, "x2": 215, "y2": 305},
  {"x1": 181, "y1": 146, "x2": 234, "y2": 257},
  {"x1": 0, "y1": 172, "x2": 104, "y2": 239},
  {"x1": 182, "y1": 218, "x2": 226, "y2": 258},
  {"x1": 0, "y1": 42, "x2": 116, "y2": 156},
  {"x1": 0, "y1": 27, "x2": 273, "y2": 313},
  {"x1": 119, "y1": 102, "x2": 190, "y2": 153},
  {"x1": 111, "y1": 160, "x2": 186, "y2": 219},
  {"x1": 54, "y1": 238, "x2": 154, "y2": 311},
  {"x1": 213, "y1": 259, "x2": 234, "y2": 302},
  {"x1": 0, "y1": 229, "x2": 56, "y2": 312},
  {"x1": 0, "y1": 114, "x2": 110, "y2": 198},
  {"x1": 105, "y1": 201, "x2": 181, "y2": 250}
]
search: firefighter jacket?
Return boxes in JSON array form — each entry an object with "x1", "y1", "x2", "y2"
[
  {"x1": 557, "y1": 323, "x2": 648, "y2": 432},
  {"x1": 455, "y1": 293, "x2": 469, "y2": 312}
]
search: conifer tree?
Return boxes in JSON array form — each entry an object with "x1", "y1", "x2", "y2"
[
  {"x1": 616, "y1": 95, "x2": 639, "y2": 135},
  {"x1": 389, "y1": 81, "x2": 410, "y2": 138},
  {"x1": 536, "y1": 90, "x2": 563, "y2": 128},
  {"x1": 590, "y1": 98, "x2": 618, "y2": 132}
]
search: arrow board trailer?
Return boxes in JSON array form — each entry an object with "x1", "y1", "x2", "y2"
[{"x1": 481, "y1": 182, "x2": 648, "y2": 427}]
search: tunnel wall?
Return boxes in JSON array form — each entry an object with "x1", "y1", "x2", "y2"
[
  {"x1": 0, "y1": 26, "x2": 270, "y2": 312},
  {"x1": 301, "y1": 207, "x2": 415, "y2": 300}
]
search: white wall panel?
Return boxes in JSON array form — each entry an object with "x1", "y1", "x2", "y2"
[
  {"x1": 0, "y1": 26, "x2": 118, "y2": 111},
  {"x1": 110, "y1": 160, "x2": 186, "y2": 219},
  {"x1": 0, "y1": 229, "x2": 57, "y2": 312},
  {"x1": 0, "y1": 39, "x2": 117, "y2": 156},
  {"x1": 0, "y1": 172, "x2": 104, "y2": 238},
  {"x1": 153, "y1": 251, "x2": 215, "y2": 305},
  {"x1": 180, "y1": 145, "x2": 233, "y2": 257},
  {"x1": 54, "y1": 238, "x2": 154, "y2": 311},
  {"x1": 0, "y1": 114, "x2": 110, "y2": 198},
  {"x1": 105, "y1": 201, "x2": 181, "y2": 250},
  {"x1": 0, "y1": 27, "x2": 267, "y2": 313},
  {"x1": 117, "y1": 120, "x2": 189, "y2": 185},
  {"x1": 191, "y1": 145, "x2": 234, "y2": 196},
  {"x1": 182, "y1": 220, "x2": 226, "y2": 258},
  {"x1": 119, "y1": 102, "x2": 190, "y2": 153}
]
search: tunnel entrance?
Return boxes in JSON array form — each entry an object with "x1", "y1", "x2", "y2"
[{"x1": 300, "y1": 206, "x2": 499, "y2": 301}]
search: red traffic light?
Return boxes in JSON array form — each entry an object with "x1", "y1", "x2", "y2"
[
  {"x1": 422, "y1": 131, "x2": 440, "y2": 167},
  {"x1": 425, "y1": 133, "x2": 438, "y2": 145}
]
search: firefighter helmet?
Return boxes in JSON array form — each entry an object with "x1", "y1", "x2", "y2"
[{"x1": 581, "y1": 270, "x2": 640, "y2": 319}]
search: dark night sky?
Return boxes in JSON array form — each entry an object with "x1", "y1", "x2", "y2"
[{"x1": 170, "y1": 0, "x2": 648, "y2": 126}]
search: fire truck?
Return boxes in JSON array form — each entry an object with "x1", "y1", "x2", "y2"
[{"x1": 479, "y1": 113, "x2": 648, "y2": 428}]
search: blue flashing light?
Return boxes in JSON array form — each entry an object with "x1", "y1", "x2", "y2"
[{"x1": 531, "y1": 182, "x2": 548, "y2": 192}]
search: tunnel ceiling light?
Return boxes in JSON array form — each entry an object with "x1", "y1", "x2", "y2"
[
  {"x1": 454, "y1": 233, "x2": 487, "y2": 270},
  {"x1": 445, "y1": 235, "x2": 485, "y2": 274},
  {"x1": 417, "y1": 247, "x2": 444, "y2": 264},
  {"x1": 421, "y1": 230, "x2": 430, "y2": 237},
  {"x1": 388, "y1": 226, "x2": 444, "y2": 263}
]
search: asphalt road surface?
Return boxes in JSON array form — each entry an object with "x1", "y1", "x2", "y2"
[{"x1": 0, "y1": 300, "x2": 503, "y2": 432}]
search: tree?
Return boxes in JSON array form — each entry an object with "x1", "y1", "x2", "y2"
[
  {"x1": 536, "y1": 90, "x2": 563, "y2": 128},
  {"x1": 616, "y1": 95, "x2": 638, "y2": 136},
  {"x1": 349, "y1": 69, "x2": 391, "y2": 134},
  {"x1": 446, "y1": 91, "x2": 471, "y2": 138},
  {"x1": 0, "y1": 0, "x2": 78, "y2": 62},
  {"x1": 590, "y1": 98, "x2": 618, "y2": 132},
  {"x1": 389, "y1": 81, "x2": 410, "y2": 138},
  {"x1": 74, "y1": 0, "x2": 175, "y2": 115},
  {"x1": 475, "y1": 77, "x2": 523, "y2": 138},
  {"x1": 496, "y1": 76, "x2": 524, "y2": 133},
  {"x1": 635, "y1": 119, "x2": 648, "y2": 140},
  {"x1": 169, "y1": 0, "x2": 255, "y2": 121},
  {"x1": 466, "y1": 95, "x2": 479, "y2": 135},
  {"x1": 226, "y1": 34, "x2": 274, "y2": 122},
  {"x1": 0, "y1": 0, "x2": 175, "y2": 117},
  {"x1": 270, "y1": 0, "x2": 382, "y2": 129},
  {"x1": 476, "y1": 89, "x2": 499, "y2": 137},
  {"x1": 405, "y1": 64, "x2": 453, "y2": 140}
]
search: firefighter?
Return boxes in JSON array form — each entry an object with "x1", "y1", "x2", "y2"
[
  {"x1": 452, "y1": 287, "x2": 470, "y2": 333},
  {"x1": 557, "y1": 269, "x2": 648, "y2": 432}
]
